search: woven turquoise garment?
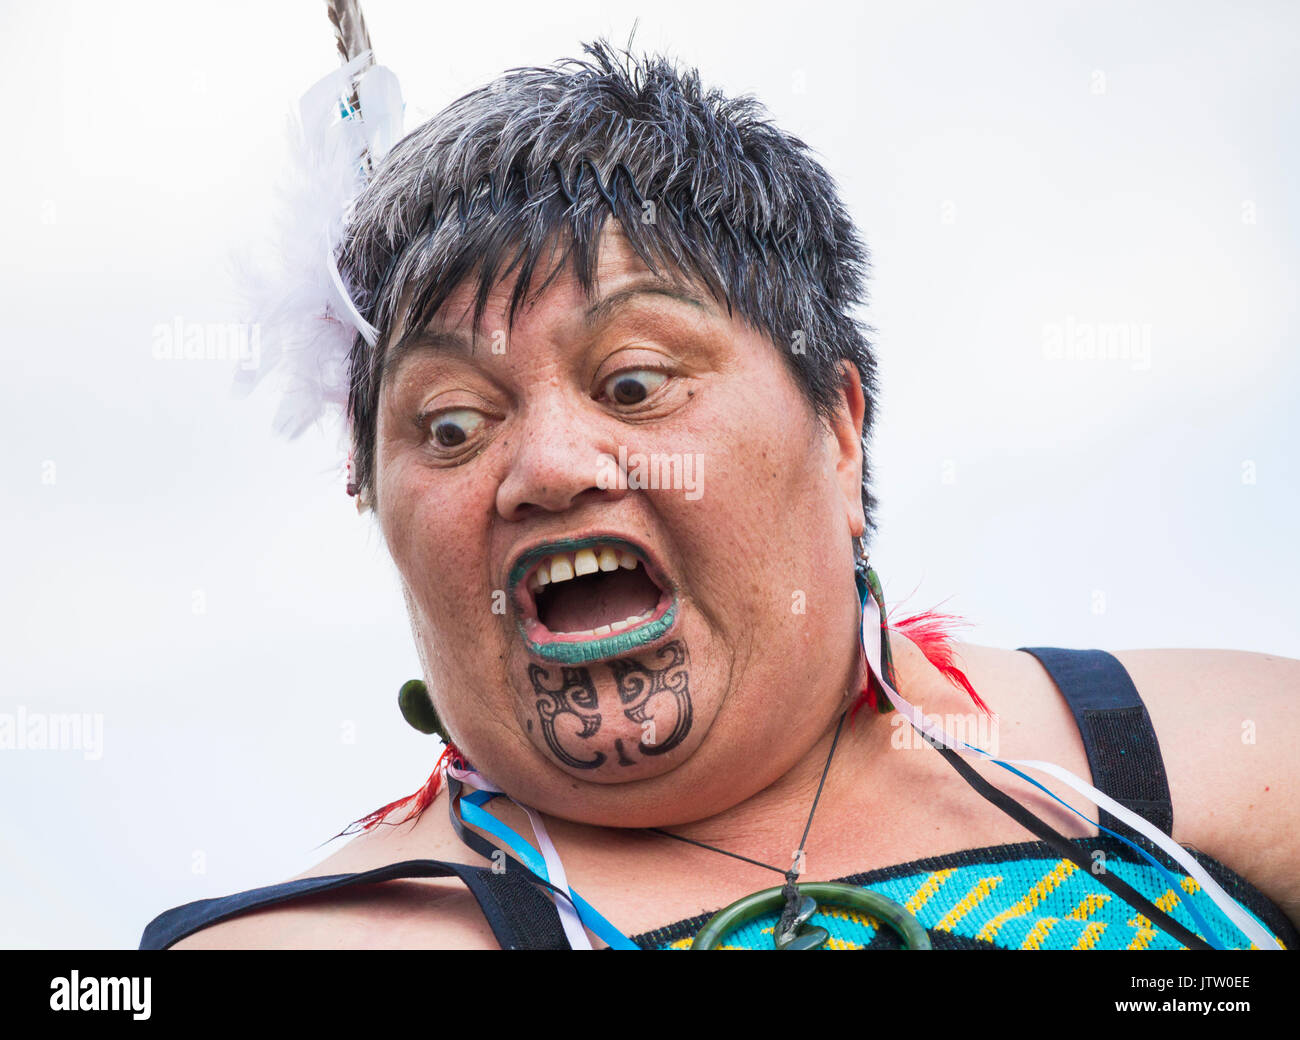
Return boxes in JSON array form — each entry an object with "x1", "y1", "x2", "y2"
[{"x1": 630, "y1": 836, "x2": 1293, "y2": 950}]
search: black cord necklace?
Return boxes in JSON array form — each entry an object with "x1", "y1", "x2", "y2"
[
  {"x1": 649, "y1": 709, "x2": 931, "y2": 950},
  {"x1": 649, "y1": 709, "x2": 849, "y2": 949}
]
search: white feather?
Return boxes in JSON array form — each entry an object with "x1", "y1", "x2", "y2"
[{"x1": 233, "y1": 54, "x2": 403, "y2": 440}]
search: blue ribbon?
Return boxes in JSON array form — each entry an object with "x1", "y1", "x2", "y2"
[{"x1": 459, "y1": 789, "x2": 639, "y2": 950}]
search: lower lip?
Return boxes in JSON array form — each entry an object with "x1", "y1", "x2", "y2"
[{"x1": 519, "y1": 590, "x2": 678, "y2": 664}]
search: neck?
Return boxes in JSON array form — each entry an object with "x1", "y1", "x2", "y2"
[
  {"x1": 512, "y1": 630, "x2": 954, "y2": 881},
  {"x1": 651, "y1": 632, "x2": 943, "y2": 849}
]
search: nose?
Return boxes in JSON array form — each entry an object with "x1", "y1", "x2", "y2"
[{"x1": 495, "y1": 394, "x2": 625, "y2": 520}]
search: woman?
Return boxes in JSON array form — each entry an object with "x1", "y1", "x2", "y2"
[{"x1": 142, "y1": 38, "x2": 1298, "y2": 951}]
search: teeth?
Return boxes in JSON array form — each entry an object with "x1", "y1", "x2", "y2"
[
  {"x1": 522, "y1": 543, "x2": 662, "y2": 639},
  {"x1": 555, "y1": 616, "x2": 655, "y2": 638},
  {"x1": 573, "y1": 548, "x2": 599, "y2": 576},
  {"x1": 535, "y1": 605, "x2": 660, "y2": 640},
  {"x1": 527, "y1": 543, "x2": 645, "y2": 587}
]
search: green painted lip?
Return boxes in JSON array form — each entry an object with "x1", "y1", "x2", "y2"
[
  {"x1": 523, "y1": 601, "x2": 678, "y2": 664},
  {"x1": 509, "y1": 534, "x2": 678, "y2": 664}
]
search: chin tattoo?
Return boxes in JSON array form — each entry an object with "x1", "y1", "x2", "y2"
[{"x1": 528, "y1": 640, "x2": 693, "y2": 770}]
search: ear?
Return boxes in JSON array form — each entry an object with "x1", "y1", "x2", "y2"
[{"x1": 826, "y1": 359, "x2": 867, "y2": 540}]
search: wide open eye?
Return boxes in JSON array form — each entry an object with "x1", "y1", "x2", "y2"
[
  {"x1": 600, "y1": 369, "x2": 669, "y2": 407},
  {"x1": 427, "y1": 408, "x2": 486, "y2": 449}
]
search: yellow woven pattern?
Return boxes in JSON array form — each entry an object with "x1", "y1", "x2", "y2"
[
  {"x1": 935, "y1": 876, "x2": 1003, "y2": 931},
  {"x1": 1066, "y1": 893, "x2": 1110, "y2": 920},
  {"x1": 817, "y1": 904, "x2": 881, "y2": 930},
  {"x1": 1020, "y1": 916, "x2": 1061, "y2": 950},
  {"x1": 1073, "y1": 921, "x2": 1107, "y2": 950},
  {"x1": 1127, "y1": 926, "x2": 1158, "y2": 950},
  {"x1": 976, "y1": 859, "x2": 1075, "y2": 943},
  {"x1": 905, "y1": 868, "x2": 954, "y2": 914},
  {"x1": 1154, "y1": 889, "x2": 1181, "y2": 915}
]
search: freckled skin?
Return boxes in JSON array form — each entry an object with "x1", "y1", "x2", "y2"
[{"x1": 375, "y1": 223, "x2": 868, "y2": 828}]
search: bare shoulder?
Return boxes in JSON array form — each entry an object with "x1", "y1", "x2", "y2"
[
  {"x1": 171, "y1": 801, "x2": 500, "y2": 950},
  {"x1": 953, "y1": 643, "x2": 1299, "y2": 927},
  {"x1": 1009, "y1": 644, "x2": 1298, "y2": 924},
  {"x1": 168, "y1": 875, "x2": 497, "y2": 950},
  {"x1": 1107, "y1": 648, "x2": 1299, "y2": 879}
]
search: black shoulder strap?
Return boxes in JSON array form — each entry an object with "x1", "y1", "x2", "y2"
[
  {"x1": 1016, "y1": 647, "x2": 1175, "y2": 837},
  {"x1": 139, "y1": 858, "x2": 571, "y2": 950}
]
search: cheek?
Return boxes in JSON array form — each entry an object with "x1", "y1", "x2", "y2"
[
  {"x1": 377, "y1": 454, "x2": 497, "y2": 627},
  {"x1": 657, "y1": 377, "x2": 836, "y2": 621},
  {"x1": 689, "y1": 375, "x2": 827, "y2": 517}
]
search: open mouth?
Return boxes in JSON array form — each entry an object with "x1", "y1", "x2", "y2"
[{"x1": 508, "y1": 537, "x2": 678, "y2": 664}]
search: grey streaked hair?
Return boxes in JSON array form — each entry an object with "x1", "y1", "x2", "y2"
[{"x1": 339, "y1": 38, "x2": 880, "y2": 548}]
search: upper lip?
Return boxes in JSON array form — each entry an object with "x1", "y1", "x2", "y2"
[{"x1": 505, "y1": 532, "x2": 673, "y2": 622}]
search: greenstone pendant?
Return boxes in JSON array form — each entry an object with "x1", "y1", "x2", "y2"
[{"x1": 691, "y1": 882, "x2": 931, "y2": 950}]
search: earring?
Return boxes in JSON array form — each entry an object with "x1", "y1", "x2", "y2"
[
  {"x1": 853, "y1": 539, "x2": 871, "y2": 599},
  {"x1": 346, "y1": 450, "x2": 372, "y2": 514},
  {"x1": 398, "y1": 678, "x2": 449, "y2": 741},
  {"x1": 851, "y1": 546, "x2": 900, "y2": 714}
]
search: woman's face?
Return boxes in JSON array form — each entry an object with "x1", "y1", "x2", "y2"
[{"x1": 375, "y1": 223, "x2": 868, "y2": 826}]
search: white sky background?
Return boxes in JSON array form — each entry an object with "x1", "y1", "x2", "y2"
[{"x1": 0, "y1": 1, "x2": 1296, "y2": 948}]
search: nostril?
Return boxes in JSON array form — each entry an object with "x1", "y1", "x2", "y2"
[{"x1": 500, "y1": 483, "x2": 611, "y2": 521}]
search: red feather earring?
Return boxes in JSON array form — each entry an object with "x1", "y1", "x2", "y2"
[{"x1": 853, "y1": 562, "x2": 993, "y2": 719}]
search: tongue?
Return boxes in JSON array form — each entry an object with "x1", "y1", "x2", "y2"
[{"x1": 541, "y1": 568, "x2": 661, "y2": 633}]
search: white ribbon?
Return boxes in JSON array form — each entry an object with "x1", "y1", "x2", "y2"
[{"x1": 445, "y1": 761, "x2": 593, "y2": 950}]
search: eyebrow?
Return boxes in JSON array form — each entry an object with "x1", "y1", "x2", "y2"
[
  {"x1": 582, "y1": 280, "x2": 715, "y2": 327},
  {"x1": 383, "y1": 328, "x2": 475, "y2": 379},
  {"x1": 383, "y1": 278, "x2": 715, "y2": 379}
]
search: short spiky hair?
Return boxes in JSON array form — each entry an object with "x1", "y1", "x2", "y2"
[{"x1": 340, "y1": 38, "x2": 880, "y2": 546}]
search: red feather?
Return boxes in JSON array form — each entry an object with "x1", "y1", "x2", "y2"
[
  {"x1": 855, "y1": 607, "x2": 994, "y2": 718},
  {"x1": 336, "y1": 740, "x2": 460, "y2": 837}
]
